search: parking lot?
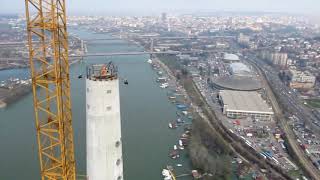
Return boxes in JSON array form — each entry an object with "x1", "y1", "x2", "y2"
[{"x1": 290, "y1": 116, "x2": 320, "y2": 170}]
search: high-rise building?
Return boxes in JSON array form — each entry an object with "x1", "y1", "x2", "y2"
[
  {"x1": 161, "y1": 12, "x2": 167, "y2": 23},
  {"x1": 238, "y1": 33, "x2": 250, "y2": 45},
  {"x1": 260, "y1": 50, "x2": 288, "y2": 68},
  {"x1": 86, "y1": 63, "x2": 123, "y2": 180},
  {"x1": 271, "y1": 53, "x2": 288, "y2": 68}
]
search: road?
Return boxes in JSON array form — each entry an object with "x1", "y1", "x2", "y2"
[
  {"x1": 245, "y1": 54, "x2": 320, "y2": 131},
  {"x1": 246, "y1": 58, "x2": 320, "y2": 180}
]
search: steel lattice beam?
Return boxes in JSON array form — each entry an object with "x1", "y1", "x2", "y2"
[{"x1": 25, "y1": 0, "x2": 76, "y2": 179}]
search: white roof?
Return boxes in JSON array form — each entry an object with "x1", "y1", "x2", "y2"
[
  {"x1": 220, "y1": 90, "x2": 273, "y2": 114},
  {"x1": 224, "y1": 53, "x2": 240, "y2": 61},
  {"x1": 230, "y1": 62, "x2": 251, "y2": 76}
]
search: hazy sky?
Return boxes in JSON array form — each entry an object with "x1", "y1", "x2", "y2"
[{"x1": 1, "y1": 0, "x2": 320, "y2": 15}]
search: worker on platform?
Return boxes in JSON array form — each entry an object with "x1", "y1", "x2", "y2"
[{"x1": 100, "y1": 66, "x2": 108, "y2": 78}]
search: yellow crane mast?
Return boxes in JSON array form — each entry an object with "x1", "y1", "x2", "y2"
[{"x1": 24, "y1": 0, "x2": 76, "y2": 179}]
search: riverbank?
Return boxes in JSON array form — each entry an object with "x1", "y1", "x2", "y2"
[
  {"x1": 0, "y1": 65, "x2": 29, "y2": 71},
  {"x1": 155, "y1": 56, "x2": 234, "y2": 179},
  {"x1": 0, "y1": 84, "x2": 32, "y2": 108},
  {"x1": 0, "y1": 99, "x2": 6, "y2": 108},
  {"x1": 0, "y1": 58, "x2": 80, "y2": 109}
]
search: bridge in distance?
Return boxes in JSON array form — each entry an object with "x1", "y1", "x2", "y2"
[
  {"x1": 75, "y1": 50, "x2": 220, "y2": 57},
  {"x1": 0, "y1": 50, "x2": 220, "y2": 63},
  {"x1": 0, "y1": 35, "x2": 235, "y2": 46}
]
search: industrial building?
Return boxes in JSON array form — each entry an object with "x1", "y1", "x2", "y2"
[
  {"x1": 229, "y1": 62, "x2": 252, "y2": 77},
  {"x1": 219, "y1": 90, "x2": 274, "y2": 120},
  {"x1": 86, "y1": 63, "x2": 123, "y2": 180},
  {"x1": 212, "y1": 62, "x2": 261, "y2": 91},
  {"x1": 223, "y1": 53, "x2": 240, "y2": 63}
]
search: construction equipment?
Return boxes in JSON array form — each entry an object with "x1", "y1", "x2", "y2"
[{"x1": 25, "y1": 0, "x2": 76, "y2": 179}]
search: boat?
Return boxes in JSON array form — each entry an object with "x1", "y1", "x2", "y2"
[
  {"x1": 168, "y1": 123, "x2": 177, "y2": 129},
  {"x1": 192, "y1": 170, "x2": 201, "y2": 179},
  {"x1": 181, "y1": 133, "x2": 189, "y2": 138},
  {"x1": 152, "y1": 64, "x2": 159, "y2": 70},
  {"x1": 157, "y1": 77, "x2": 167, "y2": 83},
  {"x1": 169, "y1": 96, "x2": 176, "y2": 100},
  {"x1": 173, "y1": 145, "x2": 177, "y2": 150},
  {"x1": 147, "y1": 59, "x2": 153, "y2": 64},
  {"x1": 179, "y1": 140, "x2": 183, "y2": 146},
  {"x1": 160, "y1": 83, "x2": 169, "y2": 88},
  {"x1": 176, "y1": 164, "x2": 183, "y2": 167},
  {"x1": 179, "y1": 138, "x2": 189, "y2": 146},
  {"x1": 176, "y1": 118, "x2": 185, "y2": 124},
  {"x1": 176, "y1": 104, "x2": 188, "y2": 110},
  {"x1": 169, "y1": 150, "x2": 180, "y2": 159},
  {"x1": 162, "y1": 169, "x2": 172, "y2": 180}
]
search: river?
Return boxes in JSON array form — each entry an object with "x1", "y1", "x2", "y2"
[{"x1": 0, "y1": 28, "x2": 192, "y2": 179}]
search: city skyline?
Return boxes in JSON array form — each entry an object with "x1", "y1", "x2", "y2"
[
  {"x1": 2, "y1": 1, "x2": 320, "y2": 179},
  {"x1": 1, "y1": 0, "x2": 320, "y2": 15}
]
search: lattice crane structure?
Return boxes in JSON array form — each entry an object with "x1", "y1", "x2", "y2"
[{"x1": 25, "y1": 0, "x2": 76, "y2": 179}]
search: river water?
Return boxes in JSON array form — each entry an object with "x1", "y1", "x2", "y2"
[{"x1": 0, "y1": 28, "x2": 192, "y2": 179}]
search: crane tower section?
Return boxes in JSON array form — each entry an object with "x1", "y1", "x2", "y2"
[
  {"x1": 24, "y1": 0, "x2": 76, "y2": 179},
  {"x1": 86, "y1": 63, "x2": 124, "y2": 180}
]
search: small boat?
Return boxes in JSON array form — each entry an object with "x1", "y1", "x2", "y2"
[
  {"x1": 176, "y1": 118, "x2": 185, "y2": 124},
  {"x1": 192, "y1": 170, "x2": 201, "y2": 179},
  {"x1": 169, "y1": 96, "x2": 176, "y2": 100},
  {"x1": 169, "y1": 150, "x2": 180, "y2": 159},
  {"x1": 176, "y1": 164, "x2": 183, "y2": 167},
  {"x1": 182, "y1": 111, "x2": 188, "y2": 115},
  {"x1": 78, "y1": 74, "x2": 83, "y2": 79},
  {"x1": 168, "y1": 123, "x2": 177, "y2": 129},
  {"x1": 162, "y1": 169, "x2": 170, "y2": 176},
  {"x1": 181, "y1": 133, "x2": 189, "y2": 138},
  {"x1": 162, "y1": 169, "x2": 172, "y2": 180},
  {"x1": 173, "y1": 145, "x2": 177, "y2": 150},
  {"x1": 124, "y1": 79, "x2": 129, "y2": 85},
  {"x1": 179, "y1": 140, "x2": 183, "y2": 146},
  {"x1": 178, "y1": 146, "x2": 184, "y2": 150},
  {"x1": 180, "y1": 138, "x2": 189, "y2": 146},
  {"x1": 160, "y1": 83, "x2": 169, "y2": 88},
  {"x1": 147, "y1": 59, "x2": 153, "y2": 64}
]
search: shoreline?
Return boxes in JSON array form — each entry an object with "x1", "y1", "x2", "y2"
[
  {"x1": 0, "y1": 66, "x2": 29, "y2": 71},
  {"x1": 0, "y1": 99, "x2": 6, "y2": 108},
  {"x1": 0, "y1": 58, "x2": 81, "y2": 109}
]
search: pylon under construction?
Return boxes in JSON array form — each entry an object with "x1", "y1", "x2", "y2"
[
  {"x1": 86, "y1": 63, "x2": 124, "y2": 180},
  {"x1": 25, "y1": 0, "x2": 76, "y2": 179}
]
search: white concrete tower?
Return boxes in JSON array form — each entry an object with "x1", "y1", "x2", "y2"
[{"x1": 86, "y1": 63, "x2": 123, "y2": 180}]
